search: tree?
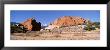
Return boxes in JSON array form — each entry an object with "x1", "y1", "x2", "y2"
[
  {"x1": 11, "y1": 23, "x2": 28, "y2": 33},
  {"x1": 84, "y1": 20, "x2": 93, "y2": 31},
  {"x1": 93, "y1": 22, "x2": 100, "y2": 29}
]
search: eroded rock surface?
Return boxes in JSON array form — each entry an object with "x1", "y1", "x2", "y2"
[{"x1": 51, "y1": 16, "x2": 87, "y2": 27}]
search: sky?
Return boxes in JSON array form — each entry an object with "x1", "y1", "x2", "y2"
[{"x1": 11, "y1": 10, "x2": 100, "y2": 26}]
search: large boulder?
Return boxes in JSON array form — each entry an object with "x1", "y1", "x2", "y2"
[{"x1": 20, "y1": 18, "x2": 41, "y2": 31}]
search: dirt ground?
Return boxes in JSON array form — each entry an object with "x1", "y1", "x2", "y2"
[{"x1": 11, "y1": 31, "x2": 100, "y2": 40}]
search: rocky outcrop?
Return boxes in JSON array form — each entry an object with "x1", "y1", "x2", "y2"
[
  {"x1": 20, "y1": 18, "x2": 41, "y2": 31},
  {"x1": 44, "y1": 25, "x2": 60, "y2": 30},
  {"x1": 51, "y1": 16, "x2": 87, "y2": 27}
]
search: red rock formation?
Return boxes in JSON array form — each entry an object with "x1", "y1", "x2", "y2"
[
  {"x1": 20, "y1": 18, "x2": 32, "y2": 31},
  {"x1": 20, "y1": 18, "x2": 41, "y2": 31},
  {"x1": 51, "y1": 16, "x2": 86, "y2": 27}
]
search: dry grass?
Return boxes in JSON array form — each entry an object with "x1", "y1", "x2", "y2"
[
  {"x1": 11, "y1": 31, "x2": 100, "y2": 40},
  {"x1": 11, "y1": 26, "x2": 100, "y2": 40}
]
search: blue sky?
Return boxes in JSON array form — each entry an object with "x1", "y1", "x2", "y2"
[{"x1": 11, "y1": 10, "x2": 100, "y2": 26}]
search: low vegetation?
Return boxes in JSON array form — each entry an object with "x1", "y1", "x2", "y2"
[
  {"x1": 11, "y1": 23, "x2": 28, "y2": 33},
  {"x1": 84, "y1": 21, "x2": 100, "y2": 31}
]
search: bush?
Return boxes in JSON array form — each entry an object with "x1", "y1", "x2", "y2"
[
  {"x1": 85, "y1": 21, "x2": 92, "y2": 31},
  {"x1": 84, "y1": 26, "x2": 92, "y2": 31},
  {"x1": 94, "y1": 24, "x2": 100, "y2": 29},
  {"x1": 11, "y1": 24, "x2": 28, "y2": 33},
  {"x1": 93, "y1": 22, "x2": 100, "y2": 29},
  {"x1": 91, "y1": 27, "x2": 96, "y2": 30},
  {"x1": 84, "y1": 21, "x2": 100, "y2": 31},
  {"x1": 93, "y1": 22, "x2": 100, "y2": 25}
]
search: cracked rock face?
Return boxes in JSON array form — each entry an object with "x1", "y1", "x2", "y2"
[{"x1": 51, "y1": 16, "x2": 87, "y2": 27}]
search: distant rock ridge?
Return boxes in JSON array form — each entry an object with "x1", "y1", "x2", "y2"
[{"x1": 50, "y1": 16, "x2": 87, "y2": 27}]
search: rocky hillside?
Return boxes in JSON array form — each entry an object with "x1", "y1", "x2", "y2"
[
  {"x1": 51, "y1": 16, "x2": 87, "y2": 27},
  {"x1": 51, "y1": 25, "x2": 86, "y2": 33}
]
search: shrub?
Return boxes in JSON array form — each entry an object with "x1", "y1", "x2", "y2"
[
  {"x1": 84, "y1": 26, "x2": 92, "y2": 31},
  {"x1": 84, "y1": 21, "x2": 93, "y2": 31},
  {"x1": 11, "y1": 24, "x2": 28, "y2": 33},
  {"x1": 93, "y1": 22, "x2": 100, "y2": 29},
  {"x1": 84, "y1": 21, "x2": 100, "y2": 31}
]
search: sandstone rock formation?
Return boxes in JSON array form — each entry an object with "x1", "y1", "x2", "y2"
[
  {"x1": 51, "y1": 16, "x2": 87, "y2": 27},
  {"x1": 20, "y1": 18, "x2": 41, "y2": 31}
]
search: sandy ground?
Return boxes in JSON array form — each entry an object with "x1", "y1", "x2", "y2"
[{"x1": 11, "y1": 31, "x2": 100, "y2": 40}]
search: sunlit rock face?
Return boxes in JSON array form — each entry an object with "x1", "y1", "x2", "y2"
[
  {"x1": 20, "y1": 18, "x2": 41, "y2": 31},
  {"x1": 51, "y1": 16, "x2": 87, "y2": 27}
]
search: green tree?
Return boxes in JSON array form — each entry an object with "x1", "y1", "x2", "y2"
[
  {"x1": 84, "y1": 20, "x2": 93, "y2": 31},
  {"x1": 93, "y1": 22, "x2": 100, "y2": 29},
  {"x1": 11, "y1": 24, "x2": 28, "y2": 33}
]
